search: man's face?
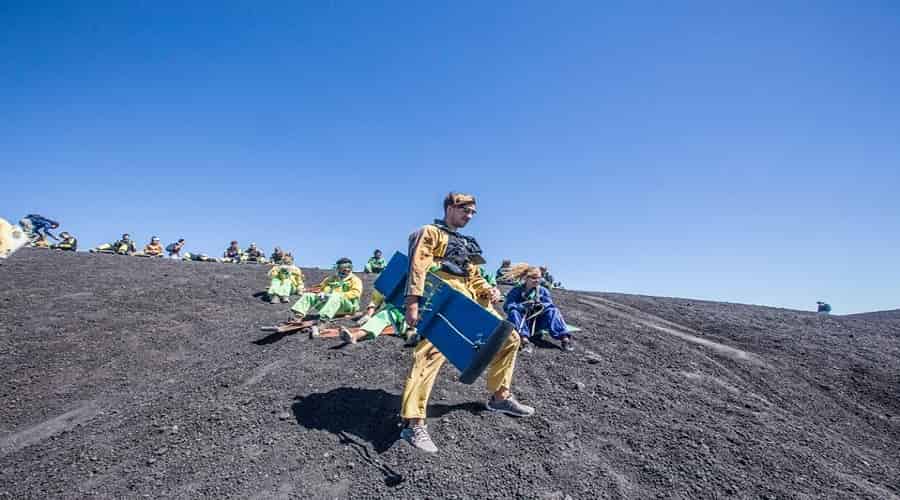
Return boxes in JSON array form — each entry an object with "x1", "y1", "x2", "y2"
[
  {"x1": 525, "y1": 271, "x2": 542, "y2": 288},
  {"x1": 338, "y1": 264, "x2": 352, "y2": 277},
  {"x1": 122, "y1": 234, "x2": 130, "y2": 241},
  {"x1": 375, "y1": 251, "x2": 382, "y2": 258},
  {"x1": 446, "y1": 203, "x2": 477, "y2": 228}
]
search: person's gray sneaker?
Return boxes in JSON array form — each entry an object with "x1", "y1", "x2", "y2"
[
  {"x1": 404, "y1": 329, "x2": 420, "y2": 347},
  {"x1": 308, "y1": 325, "x2": 320, "y2": 339},
  {"x1": 400, "y1": 423, "x2": 438, "y2": 453},
  {"x1": 339, "y1": 326, "x2": 356, "y2": 344},
  {"x1": 486, "y1": 396, "x2": 535, "y2": 417},
  {"x1": 520, "y1": 338, "x2": 534, "y2": 354}
]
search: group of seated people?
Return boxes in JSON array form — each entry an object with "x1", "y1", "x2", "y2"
[
  {"x1": 265, "y1": 254, "x2": 576, "y2": 354},
  {"x1": 85, "y1": 236, "x2": 282, "y2": 264}
]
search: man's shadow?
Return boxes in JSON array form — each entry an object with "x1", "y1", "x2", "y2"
[
  {"x1": 530, "y1": 335, "x2": 562, "y2": 350},
  {"x1": 291, "y1": 387, "x2": 482, "y2": 487},
  {"x1": 291, "y1": 387, "x2": 482, "y2": 454}
]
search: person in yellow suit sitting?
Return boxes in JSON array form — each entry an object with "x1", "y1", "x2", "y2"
[
  {"x1": 290, "y1": 257, "x2": 362, "y2": 337},
  {"x1": 266, "y1": 254, "x2": 304, "y2": 303},
  {"x1": 138, "y1": 236, "x2": 164, "y2": 257},
  {"x1": 91, "y1": 233, "x2": 136, "y2": 255},
  {"x1": 51, "y1": 232, "x2": 78, "y2": 251}
]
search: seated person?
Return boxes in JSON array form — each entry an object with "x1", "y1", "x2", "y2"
[
  {"x1": 495, "y1": 259, "x2": 516, "y2": 285},
  {"x1": 817, "y1": 301, "x2": 832, "y2": 314},
  {"x1": 291, "y1": 257, "x2": 362, "y2": 336},
  {"x1": 51, "y1": 232, "x2": 78, "y2": 251},
  {"x1": 222, "y1": 240, "x2": 242, "y2": 263},
  {"x1": 270, "y1": 247, "x2": 286, "y2": 265},
  {"x1": 166, "y1": 238, "x2": 186, "y2": 259},
  {"x1": 182, "y1": 252, "x2": 214, "y2": 262},
  {"x1": 337, "y1": 289, "x2": 412, "y2": 345},
  {"x1": 266, "y1": 254, "x2": 304, "y2": 303},
  {"x1": 502, "y1": 263, "x2": 574, "y2": 353},
  {"x1": 244, "y1": 242, "x2": 267, "y2": 263},
  {"x1": 540, "y1": 265, "x2": 559, "y2": 289},
  {"x1": 364, "y1": 249, "x2": 387, "y2": 273},
  {"x1": 140, "y1": 236, "x2": 164, "y2": 257},
  {"x1": 92, "y1": 233, "x2": 137, "y2": 255}
]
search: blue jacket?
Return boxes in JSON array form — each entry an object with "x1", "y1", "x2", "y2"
[
  {"x1": 24, "y1": 214, "x2": 59, "y2": 231},
  {"x1": 503, "y1": 285, "x2": 555, "y2": 315}
]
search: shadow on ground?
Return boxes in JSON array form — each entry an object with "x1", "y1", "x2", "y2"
[{"x1": 291, "y1": 387, "x2": 482, "y2": 454}]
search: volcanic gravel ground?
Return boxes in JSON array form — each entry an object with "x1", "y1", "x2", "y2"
[{"x1": 1, "y1": 248, "x2": 898, "y2": 499}]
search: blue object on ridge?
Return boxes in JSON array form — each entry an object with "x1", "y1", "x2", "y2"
[{"x1": 374, "y1": 252, "x2": 513, "y2": 384}]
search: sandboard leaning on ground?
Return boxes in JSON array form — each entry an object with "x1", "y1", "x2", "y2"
[
  {"x1": 0, "y1": 218, "x2": 28, "y2": 259},
  {"x1": 374, "y1": 252, "x2": 515, "y2": 385}
]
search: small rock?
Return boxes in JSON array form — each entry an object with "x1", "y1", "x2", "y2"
[
  {"x1": 278, "y1": 411, "x2": 292, "y2": 421},
  {"x1": 572, "y1": 381, "x2": 585, "y2": 391}
]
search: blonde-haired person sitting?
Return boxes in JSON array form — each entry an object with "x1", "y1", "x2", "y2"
[{"x1": 502, "y1": 264, "x2": 574, "y2": 353}]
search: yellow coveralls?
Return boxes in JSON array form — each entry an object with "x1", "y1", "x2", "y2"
[
  {"x1": 267, "y1": 264, "x2": 304, "y2": 296},
  {"x1": 143, "y1": 243, "x2": 164, "y2": 256},
  {"x1": 401, "y1": 224, "x2": 520, "y2": 419}
]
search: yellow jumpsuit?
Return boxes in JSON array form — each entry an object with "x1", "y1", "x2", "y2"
[{"x1": 400, "y1": 224, "x2": 520, "y2": 419}]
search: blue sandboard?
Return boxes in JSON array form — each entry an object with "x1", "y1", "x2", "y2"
[{"x1": 375, "y1": 252, "x2": 514, "y2": 384}]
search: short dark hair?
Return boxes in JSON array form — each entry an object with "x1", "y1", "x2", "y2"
[
  {"x1": 336, "y1": 257, "x2": 353, "y2": 266},
  {"x1": 443, "y1": 192, "x2": 477, "y2": 211}
]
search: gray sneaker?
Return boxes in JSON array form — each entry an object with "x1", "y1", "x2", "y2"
[
  {"x1": 486, "y1": 396, "x2": 535, "y2": 417},
  {"x1": 520, "y1": 338, "x2": 534, "y2": 354},
  {"x1": 404, "y1": 329, "x2": 420, "y2": 347},
  {"x1": 308, "y1": 325, "x2": 320, "y2": 339},
  {"x1": 400, "y1": 423, "x2": 438, "y2": 453},
  {"x1": 339, "y1": 327, "x2": 356, "y2": 344}
]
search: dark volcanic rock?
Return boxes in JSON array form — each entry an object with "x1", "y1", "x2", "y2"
[{"x1": 1, "y1": 248, "x2": 899, "y2": 499}]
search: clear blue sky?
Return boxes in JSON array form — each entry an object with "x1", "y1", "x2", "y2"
[{"x1": 2, "y1": 1, "x2": 898, "y2": 314}]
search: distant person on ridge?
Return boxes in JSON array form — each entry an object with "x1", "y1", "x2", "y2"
[
  {"x1": 91, "y1": 233, "x2": 136, "y2": 255},
  {"x1": 19, "y1": 214, "x2": 60, "y2": 244},
  {"x1": 166, "y1": 238, "x2": 185, "y2": 259},
  {"x1": 365, "y1": 249, "x2": 387, "y2": 273},
  {"x1": 140, "y1": 236, "x2": 165, "y2": 257},
  {"x1": 244, "y1": 242, "x2": 267, "y2": 263},
  {"x1": 222, "y1": 240, "x2": 242, "y2": 263},
  {"x1": 51, "y1": 232, "x2": 78, "y2": 251},
  {"x1": 503, "y1": 263, "x2": 575, "y2": 353},
  {"x1": 817, "y1": 301, "x2": 832, "y2": 314}
]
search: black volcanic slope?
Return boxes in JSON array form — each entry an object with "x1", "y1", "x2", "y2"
[{"x1": 1, "y1": 248, "x2": 898, "y2": 499}]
